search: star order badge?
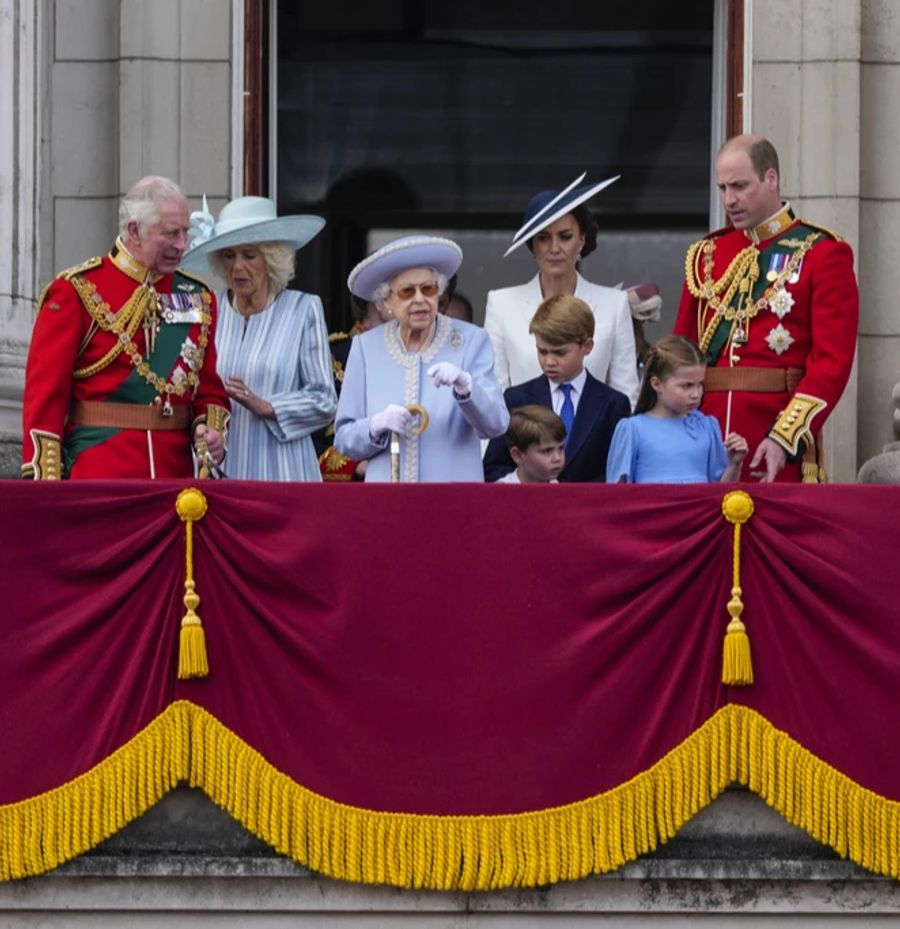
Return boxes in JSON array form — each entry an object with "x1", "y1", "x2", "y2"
[
  {"x1": 765, "y1": 323, "x2": 794, "y2": 356},
  {"x1": 769, "y1": 288, "x2": 795, "y2": 320}
]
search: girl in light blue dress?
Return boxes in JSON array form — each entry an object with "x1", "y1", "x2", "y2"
[{"x1": 606, "y1": 335, "x2": 748, "y2": 484}]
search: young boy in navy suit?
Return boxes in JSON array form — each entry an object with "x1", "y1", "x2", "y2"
[{"x1": 483, "y1": 295, "x2": 630, "y2": 482}]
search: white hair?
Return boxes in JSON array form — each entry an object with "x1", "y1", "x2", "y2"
[
  {"x1": 372, "y1": 269, "x2": 448, "y2": 312},
  {"x1": 208, "y1": 241, "x2": 297, "y2": 295},
  {"x1": 118, "y1": 176, "x2": 186, "y2": 237}
]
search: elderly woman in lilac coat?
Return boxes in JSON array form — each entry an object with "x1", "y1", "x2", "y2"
[{"x1": 334, "y1": 236, "x2": 508, "y2": 482}]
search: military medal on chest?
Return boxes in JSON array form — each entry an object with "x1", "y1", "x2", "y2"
[{"x1": 765, "y1": 251, "x2": 796, "y2": 320}]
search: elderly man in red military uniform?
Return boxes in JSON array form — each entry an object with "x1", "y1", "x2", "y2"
[
  {"x1": 674, "y1": 134, "x2": 859, "y2": 482},
  {"x1": 22, "y1": 176, "x2": 230, "y2": 479}
]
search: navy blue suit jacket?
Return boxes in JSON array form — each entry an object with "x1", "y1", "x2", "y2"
[{"x1": 483, "y1": 372, "x2": 631, "y2": 483}]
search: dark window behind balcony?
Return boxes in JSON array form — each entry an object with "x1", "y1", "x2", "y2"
[{"x1": 277, "y1": 0, "x2": 714, "y2": 329}]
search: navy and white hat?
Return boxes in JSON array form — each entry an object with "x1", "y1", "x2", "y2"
[
  {"x1": 347, "y1": 235, "x2": 463, "y2": 301},
  {"x1": 504, "y1": 173, "x2": 620, "y2": 257},
  {"x1": 182, "y1": 195, "x2": 325, "y2": 273}
]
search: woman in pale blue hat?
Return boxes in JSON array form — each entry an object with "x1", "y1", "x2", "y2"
[
  {"x1": 183, "y1": 196, "x2": 337, "y2": 480},
  {"x1": 484, "y1": 174, "x2": 639, "y2": 407},
  {"x1": 334, "y1": 236, "x2": 508, "y2": 482}
]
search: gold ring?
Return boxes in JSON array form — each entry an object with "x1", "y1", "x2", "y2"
[{"x1": 405, "y1": 404, "x2": 429, "y2": 435}]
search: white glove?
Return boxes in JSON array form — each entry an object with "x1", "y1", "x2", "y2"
[
  {"x1": 370, "y1": 404, "x2": 414, "y2": 437},
  {"x1": 427, "y1": 362, "x2": 472, "y2": 395}
]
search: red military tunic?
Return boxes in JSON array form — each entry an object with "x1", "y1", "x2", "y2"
[
  {"x1": 22, "y1": 242, "x2": 230, "y2": 479},
  {"x1": 673, "y1": 204, "x2": 859, "y2": 482}
]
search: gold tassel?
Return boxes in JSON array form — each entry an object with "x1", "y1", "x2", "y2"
[
  {"x1": 723, "y1": 613, "x2": 753, "y2": 685},
  {"x1": 175, "y1": 488, "x2": 210, "y2": 679},
  {"x1": 801, "y1": 461, "x2": 820, "y2": 483},
  {"x1": 721, "y1": 491, "x2": 755, "y2": 686}
]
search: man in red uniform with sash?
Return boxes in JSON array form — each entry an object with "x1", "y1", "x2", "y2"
[
  {"x1": 22, "y1": 176, "x2": 230, "y2": 479},
  {"x1": 674, "y1": 135, "x2": 859, "y2": 482}
]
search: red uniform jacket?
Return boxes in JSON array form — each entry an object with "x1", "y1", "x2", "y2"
[
  {"x1": 673, "y1": 206, "x2": 858, "y2": 482},
  {"x1": 22, "y1": 243, "x2": 230, "y2": 479}
]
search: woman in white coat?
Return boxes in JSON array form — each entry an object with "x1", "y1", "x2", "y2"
[{"x1": 484, "y1": 174, "x2": 639, "y2": 407}]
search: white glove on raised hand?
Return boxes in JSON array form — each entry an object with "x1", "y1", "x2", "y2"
[
  {"x1": 370, "y1": 404, "x2": 414, "y2": 438},
  {"x1": 427, "y1": 362, "x2": 472, "y2": 395}
]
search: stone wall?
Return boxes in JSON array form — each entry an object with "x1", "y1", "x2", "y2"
[
  {"x1": 750, "y1": 0, "x2": 862, "y2": 482},
  {"x1": 0, "y1": 0, "x2": 235, "y2": 477},
  {"x1": 0, "y1": 0, "x2": 44, "y2": 475},
  {"x1": 49, "y1": 0, "x2": 234, "y2": 271},
  {"x1": 750, "y1": 0, "x2": 900, "y2": 480},
  {"x1": 859, "y1": 0, "x2": 900, "y2": 464}
]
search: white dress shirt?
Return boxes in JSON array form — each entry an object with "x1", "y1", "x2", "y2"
[{"x1": 549, "y1": 368, "x2": 587, "y2": 419}]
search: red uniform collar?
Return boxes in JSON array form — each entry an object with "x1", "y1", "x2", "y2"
[
  {"x1": 109, "y1": 238, "x2": 165, "y2": 284},
  {"x1": 743, "y1": 203, "x2": 796, "y2": 246}
]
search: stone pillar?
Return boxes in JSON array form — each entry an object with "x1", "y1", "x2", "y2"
[
  {"x1": 50, "y1": 0, "x2": 121, "y2": 273},
  {"x1": 0, "y1": 0, "x2": 235, "y2": 476},
  {"x1": 0, "y1": 0, "x2": 44, "y2": 475},
  {"x1": 49, "y1": 0, "x2": 234, "y2": 269},
  {"x1": 749, "y1": 0, "x2": 863, "y2": 482},
  {"x1": 857, "y1": 381, "x2": 900, "y2": 482},
  {"x1": 859, "y1": 0, "x2": 900, "y2": 465},
  {"x1": 118, "y1": 0, "x2": 233, "y2": 214}
]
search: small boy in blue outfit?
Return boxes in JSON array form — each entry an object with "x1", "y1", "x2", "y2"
[{"x1": 483, "y1": 294, "x2": 630, "y2": 482}]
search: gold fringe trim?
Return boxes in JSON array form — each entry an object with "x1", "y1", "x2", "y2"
[
  {"x1": 3, "y1": 702, "x2": 900, "y2": 887},
  {"x1": 0, "y1": 703, "x2": 190, "y2": 880},
  {"x1": 190, "y1": 703, "x2": 900, "y2": 888}
]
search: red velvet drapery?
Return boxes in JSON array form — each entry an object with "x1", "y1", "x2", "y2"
[{"x1": 1, "y1": 482, "x2": 898, "y2": 884}]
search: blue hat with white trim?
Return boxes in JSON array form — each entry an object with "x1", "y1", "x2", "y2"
[{"x1": 504, "y1": 173, "x2": 620, "y2": 257}]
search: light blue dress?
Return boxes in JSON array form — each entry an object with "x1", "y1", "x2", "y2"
[
  {"x1": 334, "y1": 315, "x2": 509, "y2": 482},
  {"x1": 215, "y1": 289, "x2": 337, "y2": 481},
  {"x1": 606, "y1": 410, "x2": 729, "y2": 483}
]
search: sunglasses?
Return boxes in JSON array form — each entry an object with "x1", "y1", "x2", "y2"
[{"x1": 390, "y1": 281, "x2": 440, "y2": 300}]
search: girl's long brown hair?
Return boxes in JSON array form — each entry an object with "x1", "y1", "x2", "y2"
[{"x1": 634, "y1": 335, "x2": 707, "y2": 414}]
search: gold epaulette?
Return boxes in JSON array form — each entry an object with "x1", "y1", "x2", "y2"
[
  {"x1": 698, "y1": 225, "x2": 732, "y2": 245},
  {"x1": 36, "y1": 257, "x2": 104, "y2": 309},
  {"x1": 175, "y1": 267, "x2": 214, "y2": 291},
  {"x1": 57, "y1": 256, "x2": 104, "y2": 281},
  {"x1": 329, "y1": 331, "x2": 351, "y2": 343},
  {"x1": 798, "y1": 219, "x2": 843, "y2": 242}
]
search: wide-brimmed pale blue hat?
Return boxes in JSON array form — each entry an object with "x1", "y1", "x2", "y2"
[
  {"x1": 504, "y1": 173, "x2": 620, "y2": 257},
  {"x1": 182, "y1": 195, "x2": 325, "y2": 273},
  {"x1": 347, "y1": 235, "x2": 463, "y2": 300}
]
